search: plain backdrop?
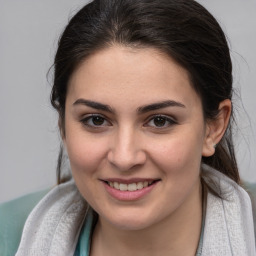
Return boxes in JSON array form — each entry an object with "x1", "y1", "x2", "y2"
[{"x1": 0, "y1": 0, "x2": 256, "y2": 203}]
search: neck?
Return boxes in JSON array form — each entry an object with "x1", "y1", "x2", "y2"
[{"x1": 91, "y1": 181, "x2": 202, "y2": 256}]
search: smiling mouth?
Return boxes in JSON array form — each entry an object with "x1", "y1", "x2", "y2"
[{"x1": 104, "y1": 180, "x2": 160, "y2": 191}]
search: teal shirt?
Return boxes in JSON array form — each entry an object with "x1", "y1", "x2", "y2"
[
  {"x1": 0, "y1": 189, "x2": 50, "y2": 256},
  {"x1": 74, "y1": 208, "x2": 94, "y2": 256}
]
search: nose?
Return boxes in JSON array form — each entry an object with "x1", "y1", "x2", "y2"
[{"x1": 107, "y1": 126, "x2": 146, "y2": 172}]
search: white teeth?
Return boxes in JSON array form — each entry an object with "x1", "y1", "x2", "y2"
[
  {"x1": 137, "y1": 182, "x2": 143, "y2": 190},
  {"x1": 143, "y1": 181, "x2": 149, "y2": 187},
  {"x1": 128, "y1": 183, "x2": 137, "y2": 191},
  {"x1": 108, "y1": 181, "x2": 154, "y2": 191},
  {"x1": 114, "y1": 182, "x2": 119, "y2": 189},
  {"x1": 119, "y1": 184, "x2": 128, "y2": 191}
]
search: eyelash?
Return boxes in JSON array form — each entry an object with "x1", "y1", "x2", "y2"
[{"x1": 80, "y1": 114, "x2": 177, "y2": 129}]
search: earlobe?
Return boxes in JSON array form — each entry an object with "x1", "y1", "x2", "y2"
[
  {"x1": 202, "y1": 129, "x2": 215, "y2": 157},
  {"x1": 202, "y1": 99, "x2": 231, "y2": 157}
]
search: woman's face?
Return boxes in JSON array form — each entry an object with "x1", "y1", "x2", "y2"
[{"x1": 64, "y1": 46, "x2": 210, "y2": 230}]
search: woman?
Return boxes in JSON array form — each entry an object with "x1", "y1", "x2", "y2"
[{"x1": 2, "y1": 0, "x2": 255, "y2": 255}]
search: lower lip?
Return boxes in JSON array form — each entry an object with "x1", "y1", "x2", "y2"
[{"x1": 103, "y1": 182, "x2": 158, "y2": 201}]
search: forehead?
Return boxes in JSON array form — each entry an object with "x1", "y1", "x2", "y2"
[{"x1": 67, "y1": 45, "x2": 201, "y2": 109}]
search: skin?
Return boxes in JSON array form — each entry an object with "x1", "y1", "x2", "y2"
[{"x1": 63, "y1": 45, "x2": 231, "y2": 256}]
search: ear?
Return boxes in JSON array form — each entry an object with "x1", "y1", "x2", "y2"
[
  {"x1": 202, "y1": 99, "x2": 232, "y2": 157},
  {"x1": 58, "y1": 117, "x2": 66, "y2": 143}
]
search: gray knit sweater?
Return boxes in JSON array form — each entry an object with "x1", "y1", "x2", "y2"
[{"x1": 16, "y1": 167, "x2": 256, "y2": 256}]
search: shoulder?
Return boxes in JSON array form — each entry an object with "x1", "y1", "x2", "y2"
[
  {"x1": 203, "y1": 165, "x2": 256, "y2": 212},
  {"x1": 15, "y1": 181, "x2": 88, "y2": 255},
  {"x1": 203, "y1": 165, "x2": 254, "y2": 218},
  {"x1": 0, "y1": 188, "x2": 50, "y2": 256},
  {"x1": 243, "y1": 181, "x2": 256, "y2": 206},
  {"x1": 202, "y1": 165, "x2": 253, "y2": 204},
  {"x1": 243, "y1": 181, "x2": 256, "y2": 234},
  {"x1": 202, "y1": 166, "x2": 256, "y2": 255}
]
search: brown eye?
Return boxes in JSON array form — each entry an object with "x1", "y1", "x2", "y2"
[
  {"x1": 145, "y1": 115, "x2": 177, "y2": 128},
  {"x1": 80, "y1": 114, "x2": 111, "y2": 128},
  {"x1": 153, "y1": 116, "x2": 167, "y2": 127},
  {"x1": 92, "y1": 116, "x2": 105, "y2": 126}
]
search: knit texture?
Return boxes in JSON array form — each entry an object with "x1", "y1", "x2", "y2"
[
  {"x1": 16, "y1": 168, "x2": 256, "y2": 255},
  {"x1": 15, "y1": 181, "x2": 88, "y2": 256},
  {"x1": 202, "y1": 166, "x2": 256, "y2": 255}
]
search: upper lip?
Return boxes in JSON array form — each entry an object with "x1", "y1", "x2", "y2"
[{"x1": 100, "y1": 178, "x2": 161, "y2": 184}]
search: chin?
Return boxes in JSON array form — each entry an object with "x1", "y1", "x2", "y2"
[
  {"x1": 99, "y1": 208, "x2": 160, "y2": 231},
  {"x1": 110, "y1": 218, "x2": 153, "y2": 231}
]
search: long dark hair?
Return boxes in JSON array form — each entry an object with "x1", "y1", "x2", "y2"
[{"x1": 51, "y1": 0, "x2": 240, "y2": 187}]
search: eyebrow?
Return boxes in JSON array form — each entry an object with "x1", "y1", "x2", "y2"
[
  {"x1": 73, "y1": 99, "x2": 185, "y2": 114},
  {"x1": 73, "y1": 99, "x2": 114, "y2": 113},
  {"x1": 137, "y1": 100, "x2": 185, "y2": 113}
]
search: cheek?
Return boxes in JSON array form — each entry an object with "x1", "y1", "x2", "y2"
[
  {"x1": 150, "y1": 130, "x2": 204, "y2": 176},
  {"x1": 65, "y1": 135, "x2": 110, "y2": 203},
  {"x1": 65, "y1": 131, "x2": 108, "y2": 175}
]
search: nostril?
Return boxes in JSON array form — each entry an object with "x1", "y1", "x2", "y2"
[{"x1": 107, "y1": 149, "x2": 147, "y2": 171}]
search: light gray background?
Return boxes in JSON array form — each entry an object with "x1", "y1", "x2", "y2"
[{"x1": 0, "y1": 0, "x2": 255, "y2": 203}]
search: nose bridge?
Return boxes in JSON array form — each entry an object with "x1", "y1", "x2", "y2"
[{"x1": 108, "y1": 124, "x2": 145, "y2": 171}]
